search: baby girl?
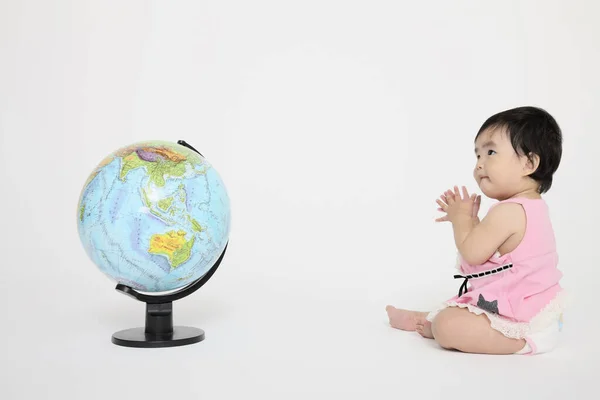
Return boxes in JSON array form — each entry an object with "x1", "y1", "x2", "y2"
[{"x1": 386, "y1": 106, "x2": 567, "y2": 355}]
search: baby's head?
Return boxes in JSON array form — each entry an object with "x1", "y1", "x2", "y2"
[{"x1": 473, "y1": 106, "x2": 562, "y2": 200}]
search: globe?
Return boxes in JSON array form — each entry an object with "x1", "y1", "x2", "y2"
[{"x1": 77, "y1": 140, "x2": 230, "y2": 293}]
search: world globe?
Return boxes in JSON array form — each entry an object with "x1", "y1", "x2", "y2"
[{"x1": 77, "y1": 140, "x2": 230, "y2": 293}]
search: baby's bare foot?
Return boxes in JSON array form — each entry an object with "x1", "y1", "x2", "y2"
[
  {"x1": 385, "y1": 306, "x2": 429, "y2": 331},
  {"x1": 416, "y1": 320, "x2": 434, "y2": 339}
]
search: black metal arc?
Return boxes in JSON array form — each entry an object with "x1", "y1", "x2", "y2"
[{"x1": 177, "y1": 140, "x2": 204, "y2": 157}]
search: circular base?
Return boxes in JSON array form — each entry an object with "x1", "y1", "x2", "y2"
[{"x1": 111, "y1": 326, "x2": 205, "y2": 348}]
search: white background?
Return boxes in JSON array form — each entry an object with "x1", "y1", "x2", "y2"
[{"x1": 1, "y1": 1, "x2": 598, "y2": 399}]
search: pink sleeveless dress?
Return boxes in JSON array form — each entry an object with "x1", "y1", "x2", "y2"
[{"x1": 427, "y1": 197, "x2": 567, "y2": 343}]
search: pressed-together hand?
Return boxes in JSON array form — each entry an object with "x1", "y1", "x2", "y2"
[{"x1": 435, "y1": 186, "x2": 481, "y2": 223}]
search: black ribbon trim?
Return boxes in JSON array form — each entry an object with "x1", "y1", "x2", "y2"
[{"x1": 453, "y1": 263, "x2": 513, "y2": 297}]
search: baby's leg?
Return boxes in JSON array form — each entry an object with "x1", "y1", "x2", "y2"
[
  {"x1": 385, "y1": 306, "x2": 433, "y2": 338},
  {"x1": 431, "y1": 307, "x2": 525, "y2": 354}
]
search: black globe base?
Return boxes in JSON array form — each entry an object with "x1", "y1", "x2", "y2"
[
  {"x1": 112, "y1": 326, "x2": 205, "y2": 348},
  {"x1": 111, "y1": 301, "x2": 205, "y2": 348}
]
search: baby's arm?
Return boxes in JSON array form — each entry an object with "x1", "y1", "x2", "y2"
[{"x1": 452, "y1": 203, "x2": 524, "y2": 265}]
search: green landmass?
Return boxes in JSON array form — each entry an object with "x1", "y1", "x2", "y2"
[
  {"x1": 158, "y1": 197, "x2": 174, "y2": 211},
  {"x1": 177, "y1": 184, "x2": 186, "y2": 202},
  {"x1": 172, "y1": 236, "x2": 195, "y2": 268},
  {"x1": 188, "y1": 215, "x2": 204, "y2": 232}
]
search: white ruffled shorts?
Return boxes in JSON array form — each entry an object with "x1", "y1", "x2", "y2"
[{"x1": 426, "y1": 290, "x2": 567, "y2": 355}]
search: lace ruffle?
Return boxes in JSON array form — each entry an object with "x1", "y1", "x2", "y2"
[{"x1": 425, "y1": 290, "x2": 568, "y2": 339}]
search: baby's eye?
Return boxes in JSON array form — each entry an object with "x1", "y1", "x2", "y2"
[{"x1": 487, "y1": 149, "x2": 496, "y2": 155}]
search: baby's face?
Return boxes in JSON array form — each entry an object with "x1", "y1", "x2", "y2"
[{"x1": 473, "y1": 127, "x2": 529, "y2": 200}]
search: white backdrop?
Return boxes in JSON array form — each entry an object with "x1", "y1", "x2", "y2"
[{"x1": 1, "y1": 1, "x2": 598, "y2": 399}]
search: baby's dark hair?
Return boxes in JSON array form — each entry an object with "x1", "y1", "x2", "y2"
[{"x1": 475, "y1": 106, "x2": 562, "y2": 193}]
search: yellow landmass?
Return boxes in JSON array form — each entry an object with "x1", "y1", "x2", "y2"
[
  {"x1": 148, "y1": 230, "x2": 194, "y2": 268},
  {"x1": 149, "y1": 230, "x2": 186, "y2": 254}
]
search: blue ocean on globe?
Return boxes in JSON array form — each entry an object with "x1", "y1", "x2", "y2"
[{"x1": 77, "y1": 140, "x2": 230, "y2": 292}]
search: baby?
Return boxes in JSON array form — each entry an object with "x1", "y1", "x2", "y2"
[{"x1": 386, "y1": 106, "x2": 566, "y2": 355}]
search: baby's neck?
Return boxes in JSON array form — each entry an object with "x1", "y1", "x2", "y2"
[{"x1": 500, "y1": 189, "x2": 542, "y2": 201}]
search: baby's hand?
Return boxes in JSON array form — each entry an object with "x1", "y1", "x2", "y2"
[{"x1": 436, "y1": 186, "x2": 479, "y2": 223}]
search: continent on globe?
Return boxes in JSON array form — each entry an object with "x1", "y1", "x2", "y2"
[
  {"x1": 120, "y1": 149, "x2": 190, "y2": 187},
  {"x1": 148, "y1": 230, "x2": 195, "y2": 269}
]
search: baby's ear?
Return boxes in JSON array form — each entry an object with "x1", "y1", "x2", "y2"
[{"x1": 524, "y1": 152, "x2": 540, "y2": 175}]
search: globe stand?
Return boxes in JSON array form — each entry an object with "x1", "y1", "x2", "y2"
[
  {"x1": 111, "y1": 138, "x2": 223, "y2": 348},
  {"x1": 111, "y1": 243, "x2": 227, "y2": 348},
  {"x1": 111, "y1": 303, "x2": 205, "y2": 348}
]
